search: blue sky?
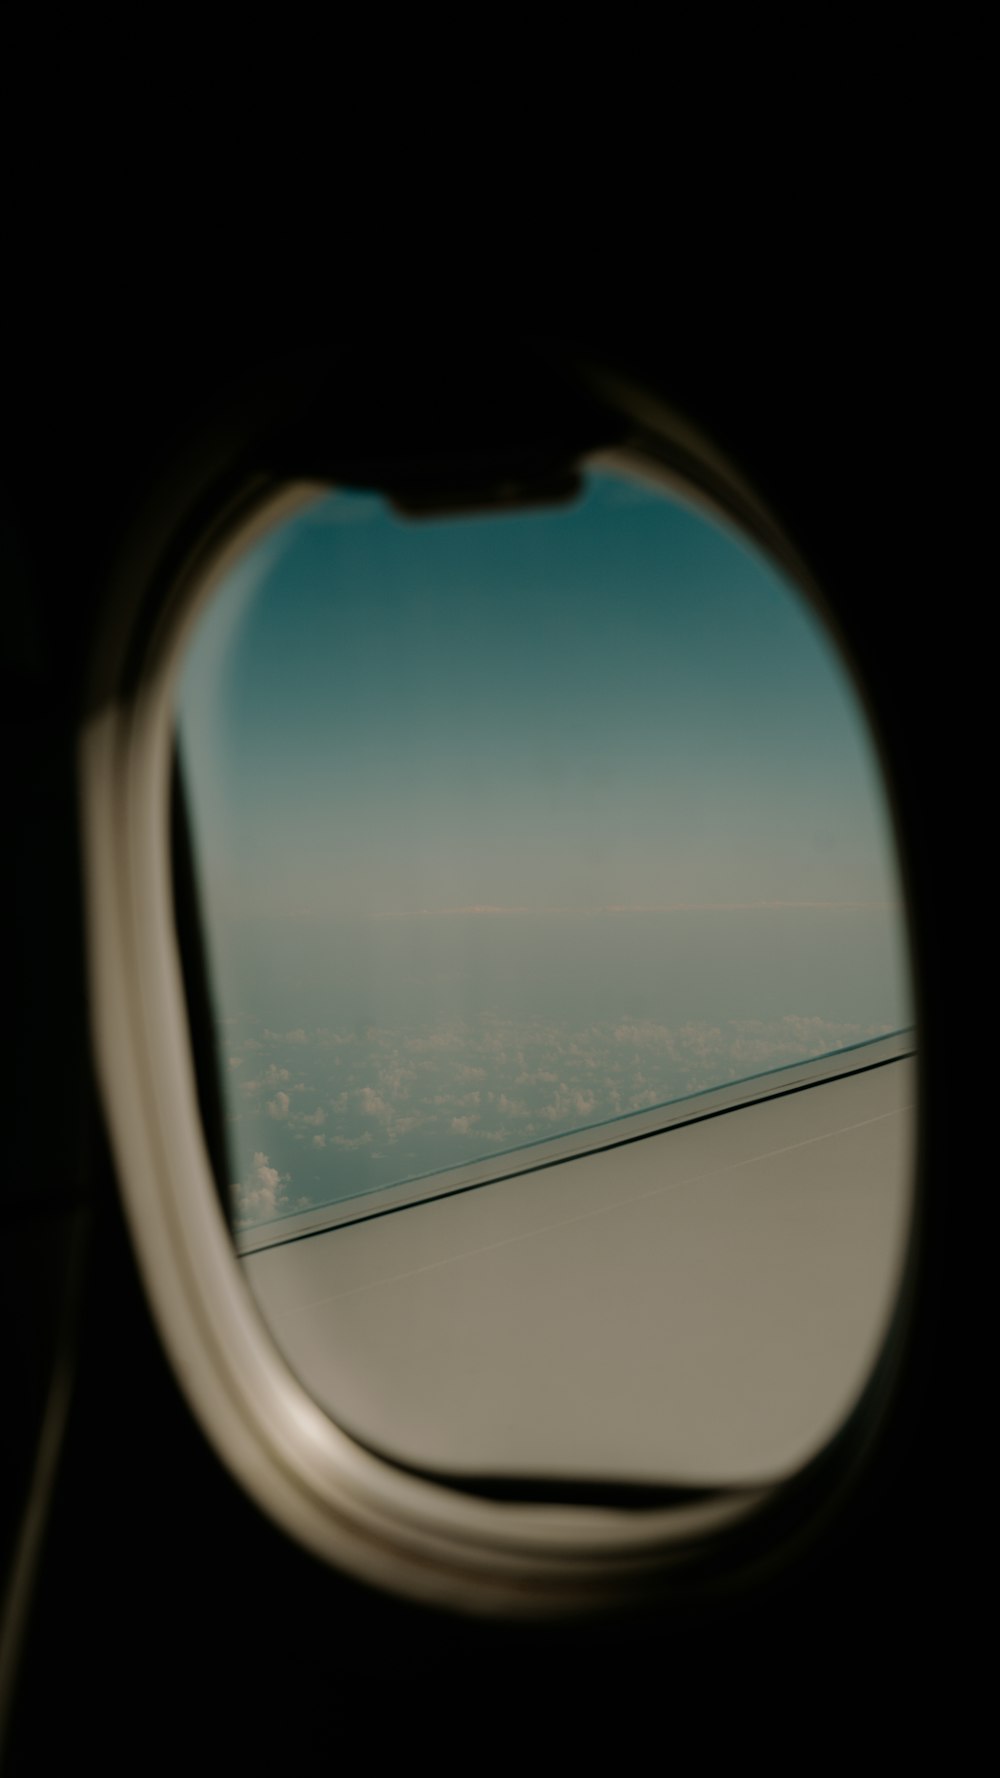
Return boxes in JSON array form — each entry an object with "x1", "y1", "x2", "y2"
[{"x1": 176, "y1": 466, "x2": 912, "y2": 1227}]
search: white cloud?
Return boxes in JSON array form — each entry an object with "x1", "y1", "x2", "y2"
[
  {"x1": 266, "y1": 1090, "x2": 290, "y2": 1119},
  {"x1": 377, "y1": 1064, "x2": 417, "y2": 1098},
  {"x1": 239, "y1": 1070, "x2": 300, "y2": 1108},
  {"x1": 232, "y1": 1152, "x2": 290, "y2": 1225},
  {"x1": 300, "y1": 1106, "x2": 327, "y2": 1126},
  {"x1": 356, "y1": 1087, "x2": 390, "y2": 1119},
  {"x1": 392, "y1": 1113, "x2": 428, "y2": 1135},
  {"x1": 498, "y1": 1094, "x2": 530, "y2": 1119}
]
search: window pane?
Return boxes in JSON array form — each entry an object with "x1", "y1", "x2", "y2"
[{"x1": 175, "y1": 468, "x2": 911, "y2": 1246}]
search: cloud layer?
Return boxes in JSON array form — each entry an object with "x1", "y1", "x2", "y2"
[{"x1": 222, "y1": 1009, "x2": 901, "y2": 1227}]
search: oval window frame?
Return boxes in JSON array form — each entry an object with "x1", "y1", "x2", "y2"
[{"x1": 77, "y1": 359, "x2": 922, "y2": 1617}]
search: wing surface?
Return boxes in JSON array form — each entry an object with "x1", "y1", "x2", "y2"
[{"x1": 242, "y1": 1035, "x2": 915, "y2": 1490}]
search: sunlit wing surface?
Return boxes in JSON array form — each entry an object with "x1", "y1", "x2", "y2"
[{"x1": 242, "y1": 1033, "x2": 914, "y2": 1491}]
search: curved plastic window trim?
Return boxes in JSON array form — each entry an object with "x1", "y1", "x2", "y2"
[{"x1": 77, "y1": 419, "x2": 915, "y2": 1617}]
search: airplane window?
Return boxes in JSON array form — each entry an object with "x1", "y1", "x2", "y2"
[{"x1": 171, "y1": 461, "x2": 915, "y2": 1495}]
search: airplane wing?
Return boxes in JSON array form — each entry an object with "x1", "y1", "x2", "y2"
[{"x1": 242, "y1": 1032, "x2": 915, "y2": 1495}]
